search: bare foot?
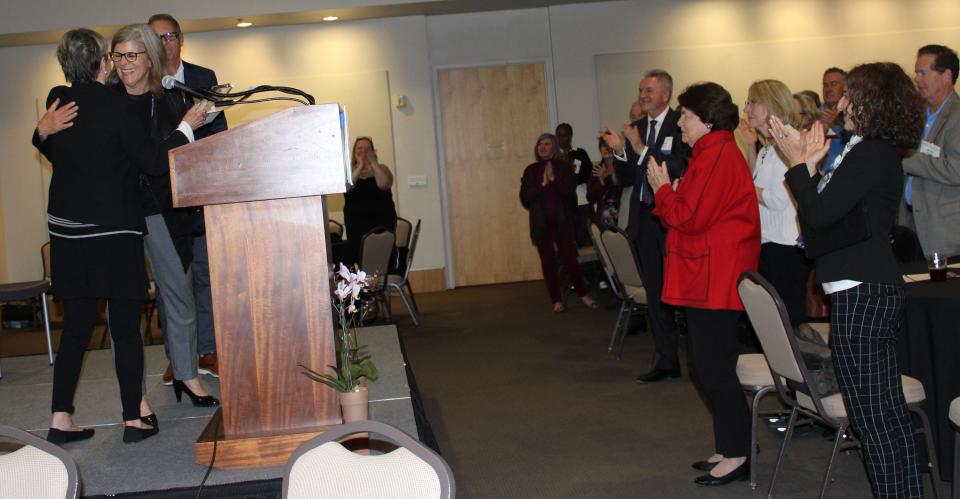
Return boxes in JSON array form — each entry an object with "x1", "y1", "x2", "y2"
[
  {"x1": 140, "y1": 396, "x2": 154, "y2": 418},
  {"x1": 553, "y1": 302, "x2": 565, "y2": 313},
  {"x1": 50, "y1": 412, "x2": 83, "y2": 432},
  {"x1": 705, "y1": 453, "x2": 724, "y2": 464},
  {"x1": 182, "y1": 377, "x2": 210, "y2": 397},
  {"x1": 580, "y1": 295, "x2": 600, "y2": 309},
  {"x1": 710, "y1": 456, "x2": 746, "y2": 477}
]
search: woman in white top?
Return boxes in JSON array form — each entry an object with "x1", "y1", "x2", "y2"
[{"x1": 738, "y1": 79, "x2": 810, "y2": 327}]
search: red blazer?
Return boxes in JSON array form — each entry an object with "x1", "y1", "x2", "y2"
[{"x1": 653, "y1": 131, "x2": 760, "y2": 310}]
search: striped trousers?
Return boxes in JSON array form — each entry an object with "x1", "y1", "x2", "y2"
[{"x1": 831, "y1": 282, "x2": 922, "y2": 498}]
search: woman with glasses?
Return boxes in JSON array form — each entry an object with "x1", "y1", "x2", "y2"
[
  {"x1": 109, "y1": 24, "x2": 220, "y2": 409},
  {"x1": 737, "y1": 80, "x2": 809, "y2": 328},
  {"x1": 33, "y1": 28, "x2": 205, "y2": 444}
]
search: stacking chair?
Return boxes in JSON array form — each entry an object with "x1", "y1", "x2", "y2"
[
  {"x1": 0, "y1": 425, "x2": 80, "y2": 498},
  {"x1": 735, "y1": 352, "x2": 776, "y2": 489},
  {"x1": 282, "y1": 420, "x2": 455, "y2": 499},
  {"x1": 952, "y1": 397, "x2": 959, "y2": 499},
  {"x1": 599, "y1": 226, "x2": 647, "y2": 359},
  {"x1": 360, "y1": 227, "x2": 396, "y2": 319},
  {"x1": 737, "y1": 271, "x2": 942, "y2": 498},
  {"x1": 388, "y1": 220, "x2": 421, "y2": 325},
  {"x1": 395, "y1": 217, "x2": 413, "y2": 250},
  {"x1": 1, "y1": 245, "x2": 55, "y2": 374}
]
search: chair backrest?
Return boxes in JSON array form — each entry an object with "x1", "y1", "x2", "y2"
[
  {"x1": 600, "y1": 227, "x2": 643, "y2": 288},
  {"x1": 400, "y1": 220, "x2": 421, "y2": 281},
  {"x1": 588, "y1": 224, "x2": 623, "y2": 298},
  {"x1": 328, "y1": 220, "x2": 344, "y2": 238},
  {"x1": 395, "y1": 217, "x2": 413, "y2": 249},
  {"x1": 282, "y1": 420, "x2": 455, "y2": 499},
  {"x1": 41, "y1": 242, "x2": 51, "y2": 281},
  {"x1": 0, "y1": 425, "x2": 80, "y2": 499},
  {"x1": 360, "y1": 227, "x2": 396, "y2": 284},
  {"x1": 737, "y1": 271, "x2": 838, "y2": 422}
]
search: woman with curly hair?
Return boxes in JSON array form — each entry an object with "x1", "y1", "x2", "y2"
[{"x1": 772, "y1": 62, "x2": 926, "y2": 498}]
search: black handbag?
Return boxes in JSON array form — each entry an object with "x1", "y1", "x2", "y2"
[{"x1": 800, "y1": 200, "x2": 872, "y2": 259}]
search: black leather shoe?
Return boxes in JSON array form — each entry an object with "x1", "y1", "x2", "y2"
[
  {"x1": 46, "y1": 427, "x2": 94, "y2": 445},
  {"x1": 140, "y1": 413, "x2": 158, "y2": 428},
  {"x1": 694, "y1": 461, "x2": 750, "y2": 486},
  {"x1": 122, "y1": 425, "x2": 159, "y2": 443},
  {"x1": 635, "y1": 367, "x2": 681, "y2": 383},
  {"x1": 691, "y1": 460, "x2": 718, "y2": 472}
]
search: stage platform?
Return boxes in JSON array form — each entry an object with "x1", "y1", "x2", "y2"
[{"x1": 0, "y1": 324, "x2": 419, "y2": 497}]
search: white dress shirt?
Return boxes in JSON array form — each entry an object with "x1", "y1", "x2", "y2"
[{"x1": 753, "y1": 144, "x2": 799, "y2": 245}]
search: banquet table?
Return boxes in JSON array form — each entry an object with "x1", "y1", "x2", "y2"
[{"x1": 896, "y1": 270, "x2": 960, "y2": 482}]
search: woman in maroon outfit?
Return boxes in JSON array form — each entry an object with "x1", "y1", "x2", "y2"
[{"x1": 520, "y1": 133, "x2": 599, "y2": 312}]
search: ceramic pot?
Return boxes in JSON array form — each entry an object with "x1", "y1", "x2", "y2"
[{"x1": 339, "y1": 386, "x2": 369, "y2": 422}]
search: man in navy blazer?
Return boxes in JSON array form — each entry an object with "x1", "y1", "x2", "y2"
[
  {"x1": 601, "y1": 69, "x2": 691, "y2": 383},
  {"x1": 151, "y1": 13, "x2": 228, "y2": 383}
]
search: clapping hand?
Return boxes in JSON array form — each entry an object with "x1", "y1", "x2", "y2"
[
  {"x1": 819, "y1": 107, "x2": 839, "y2": 128},
  {"x1": 542, "y1": 162, "x2": 555, "y2": 186},
  {"x1": 646, "y1": 156, "x2": 671, "y2": 193},
  {"x1": 598, "y1": 125, "x2": 624, "y2": 151},
  {"x1": 737, "y1": 118, "x2": 758, "y2": 145},
  {"x1": 769, "y1": 116, "x2": 830, "y2": 168},
  {"x1": 37, "y1": 98, "x2": 78, "y2": 140},
  {"x1": 365, "y1": 149, "x2": 379, "y2": 167},
  {"x1": 622, "y1": 123, "x2": 642, "y2": 151}
]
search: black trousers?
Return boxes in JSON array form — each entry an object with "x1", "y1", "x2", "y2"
[
  {"x1": 52, "y1": 298, "x2": 144, "y2": 422},
  {"x1": 686, "y1": 307, "x2": 750, "y2": 457},
  {"x1": 758, "y1": 242, "x2": 810, "y2": 328},
  {"x1": 632, "y1": 206, "x2": 678, "y2": 370},
  {"x1": 831, "y1": 283, "x2": 922, "y2": 498}
]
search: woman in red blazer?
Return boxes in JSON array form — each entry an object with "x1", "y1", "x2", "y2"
[{"x1": 647, "y1": 82, "x2": 761, "y2": 486}]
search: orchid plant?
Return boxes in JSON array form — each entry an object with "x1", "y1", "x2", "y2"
[{"x1": 299, "y1": 263, "x2": 379, "y2": 393}]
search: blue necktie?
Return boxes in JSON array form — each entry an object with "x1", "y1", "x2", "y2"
[{"x1": 639, "y1": 119, "x2": 657, "y2": 205}]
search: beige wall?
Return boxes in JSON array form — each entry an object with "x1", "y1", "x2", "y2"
[{"x1": 2, "y1": 0, "x2": 958, "y2": 283}]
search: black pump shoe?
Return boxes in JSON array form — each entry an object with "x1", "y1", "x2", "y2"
[
  {"x1": 691, "y1": 460, "x2": 719, "y2": 472},
  {"x1": 140, "y1": 413, "x2": 158, "y2": 428},
  {"x1": 47, "y1": 427, "x2": 94, "y2": 445},
  {"x1": 694, "y1": 461, "x2": 750, "y2": 486},
  {"x1": 122, "y1": 425, "x2": 159, "y2": 443},
  {"x1": 172, "y1": 380, "x2": 220, "y2": 407}
]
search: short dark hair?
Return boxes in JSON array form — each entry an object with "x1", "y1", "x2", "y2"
[
  {"x1": 555, "y1": 123, "x2": 573, "y2": 135},
  {"x1": 57, "y1": 28, "x2": 107, "y2": 84},
  {"x1": 823, "y1": 67, "x2": 847, "y2": 78},
  {"x1": 845, "y1": 62, "x2": 925, "y2": 149},
  {"x1": 148, "y1": 13, "x2": 182, "y2": 34},
  {"x1": 918, "y1": 44, "x2": 959, "y2": 84},
  {"x1": 677, "y1": 82, "x2": 739, "y2": 132},
  {"x1": 800, "y1": 89, "x2": 822, "y2": 108}
]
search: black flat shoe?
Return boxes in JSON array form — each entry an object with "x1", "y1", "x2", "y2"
[
  {"x1": 46, "y1": 427, "x2": 94, "y2": 445},
  {"x1": 694, "y1": 461, "x2": 750, "y2": 486},
  {"x1": 172, "y1": 380, "x2": 220, "y2": 407},
  {"x1": 635, "y1": 367, "x2": 681, "y2": 384},
  {"x1": 691, "y1": 460, "x2": 719, "y2": 472},
  {"x1": 140, "y1": 413, "x2": 158, "y2": 428},
  {"x1": 122, "y1": 425, "x2": 159, "y2": 443}
]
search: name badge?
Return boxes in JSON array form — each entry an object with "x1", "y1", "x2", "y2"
[
  {"x1": 661, "y1": 136, "x2": 674, "y2": 154},
  {"x1": 919, "y1": 140, "x2": 941, "y2": 158}
]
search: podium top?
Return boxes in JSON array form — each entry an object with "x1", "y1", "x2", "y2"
[{"x1": 169, "y1": 103, "x2": 348, "y2": 208}]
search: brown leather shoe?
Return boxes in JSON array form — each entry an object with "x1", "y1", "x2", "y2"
[
  {"x1": 162, "y1": 363, "x2": 173, "y2": 386},
  {"x1": 198, "y1": 353, "x2": 219, "y2": 378}
]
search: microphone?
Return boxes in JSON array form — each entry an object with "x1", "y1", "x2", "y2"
[{"x1": 161, "y1": 75, "x2": 217, "y2": 102}]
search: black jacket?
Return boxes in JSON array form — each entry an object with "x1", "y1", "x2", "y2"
[
  {"x1": 785, "y1": 138, "x2": 904, "y2": 285},
  {"x1": 33, "y1": 83, "x2": 187, "y2": 230},
  {"x1": 520, "y1": 160, "x2": 578, "y2": 246}
]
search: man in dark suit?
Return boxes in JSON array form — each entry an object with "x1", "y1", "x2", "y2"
[
  {"x1": 600, "y1": 69, "x2": 690, "y2": 383},
  {"x1": 150, "y1": 13, "x2": 228, "y2": 384}
]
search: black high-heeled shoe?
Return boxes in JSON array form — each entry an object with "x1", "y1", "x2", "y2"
[
  {"x1": 122, "y1": 424, "x2": 159, "y2": 443},
  {"x1": 47, "y1": 427, "x2": 94, "y2": 445},
  {"x1": 140, "y1": 413, "x2": 158, "y2": 428},
  {"x1": 172, "y1": 380, "x2": 220, "y2": 407}
]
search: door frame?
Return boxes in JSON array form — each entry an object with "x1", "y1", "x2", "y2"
[{"x1": 430, "y1": 58, "x2": 558, "y2": 289}]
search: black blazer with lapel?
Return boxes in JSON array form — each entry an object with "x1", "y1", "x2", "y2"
[
  {"x1": 785, "y1": 138, "x2": 904, "y2": 285},
  {"x1": 613, "y1": 108, "x2": 691, "y2": 239},
  {"x1": 33, "y1": 83, "x2": 188, "y2": 230},
  {"x1": 166, "y1": 61, "x2": 228, "y2": 140}
]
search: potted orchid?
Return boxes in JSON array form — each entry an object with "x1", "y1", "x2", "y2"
[{"x1": 299, "y1": 263, "x2": 379, "y2": 421}]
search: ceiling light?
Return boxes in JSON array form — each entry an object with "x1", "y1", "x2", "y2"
[
  {"x1": 236, "y1": 19, "x2": 253, "y2": 28},
  {"x1": 322, "y1": 16, "x2": 339, "y2": 22}
]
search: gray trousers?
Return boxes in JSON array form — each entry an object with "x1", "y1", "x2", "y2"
[
  {"x1": 144, "y1": 215, "x2": 198, "y2": 381},
  {"x1": 193, "y1": 235, "x2": 216, "y2": 355}
]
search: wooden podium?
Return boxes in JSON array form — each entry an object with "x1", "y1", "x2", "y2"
[{"x1": 169, "y1": 104, "x2": 347, "y2": 468}]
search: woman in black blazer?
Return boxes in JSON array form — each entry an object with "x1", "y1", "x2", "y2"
[
  {"x1": 33, "y1": 28, "x2": 204, "y2": 445},
  {"x1": 772, "y1": 62, "x2": 925, "y2": 498}
]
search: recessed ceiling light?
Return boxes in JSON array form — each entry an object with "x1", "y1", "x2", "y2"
[
  {"x1": 322, "y1": 16, "x2": 339, "y2": 22},
  {"x1": 236, "y1": 19, "x2": 253, "y2": 28}
]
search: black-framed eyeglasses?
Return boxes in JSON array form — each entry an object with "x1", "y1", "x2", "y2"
[
  {"x1": 109, "y1": 51, "x2": 147, "y2": 62},
  {"x1": 157, "y1": 31, "x2": 181, "y2": 42}
]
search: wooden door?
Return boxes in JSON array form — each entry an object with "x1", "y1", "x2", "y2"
[{"x1": 439, "y1": 64, "x2": 548, "y2": 286}]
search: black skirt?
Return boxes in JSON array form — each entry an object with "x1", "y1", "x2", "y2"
[{"x1": 50, "y1": 234, "x2": 149, "y2": 301}]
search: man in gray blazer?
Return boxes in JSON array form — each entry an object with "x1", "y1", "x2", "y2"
[{"x1": 902, "y1": 44, "x2": 960, "y2": 257}]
